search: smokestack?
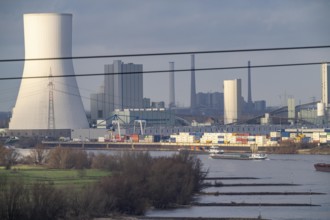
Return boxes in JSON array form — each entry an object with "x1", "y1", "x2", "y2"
[
  {"x1": 247, "y1": 61, "x2": 252, "y2": 105},
  {"x1": 9, "y1": 13, "x2": 89, "y2": 129},
  {"x1": 169, "y1": 62, "x2": 175, "y2": 108},
  {"x1": 190, "y1": 54, "x2": 196, "y2": 109}
]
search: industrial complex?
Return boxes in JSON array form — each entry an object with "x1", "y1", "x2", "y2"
[{"x1": 0, "y1": 13, "x2": 329, "y2": 150}]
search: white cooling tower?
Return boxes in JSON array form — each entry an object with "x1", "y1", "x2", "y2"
[{"x1": 9, "y1": 13, "x2": 89, "y2": 129}]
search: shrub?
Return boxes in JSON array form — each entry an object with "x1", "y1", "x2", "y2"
[{"x1": 46, "y1": 147, "x2": 90, "y2": 169}]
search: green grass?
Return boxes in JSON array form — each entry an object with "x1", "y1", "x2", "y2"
[{"x1": 0, "y1": 165, "x2": 111, "y2": 188}]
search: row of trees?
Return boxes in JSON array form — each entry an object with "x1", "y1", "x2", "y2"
[{"x1": 0, "y1": 146, "x2": 207, "y2": 219}]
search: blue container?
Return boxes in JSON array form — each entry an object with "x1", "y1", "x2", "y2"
[
  {"x1": 281, "y1": 132, "x2": 290, "y2": 137},
  {"x1": 270, "y1": 137, "x2": 279, "y2": 141},
  {"x1": 302, "y1": 137, "x2": 310, "y2": 143},
  {"x1": 154, "y1": 135, "x2": 161, "y2": 142}
]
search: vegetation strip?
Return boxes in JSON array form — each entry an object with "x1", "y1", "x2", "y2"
[
  {"x1": 192, "y1": 202, "x2": 320, "y2": 207},
  {"x1": 199, "y1": 192, "x2": 326, "y2": 196}
]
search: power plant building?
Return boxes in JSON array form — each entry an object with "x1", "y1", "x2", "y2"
[
  {"x1": 90, "y1": 85, "x2": 105, "y2": 121},
  {"x1": 224, "y1": 79, "x2": 242, "y2": 124},
  {"x1": 90, "y1": 61, "x2": 143, "y2": 123},
  {"x1": 196, "y1": 92, "x2": 224, "y2": 112},
  {"x1": 112, "y1": 108, "x2": 175, "y2": 127},
  {"x1": 104, "y1": 61, "x2": 143, "y2": 117},
  {"x1": 9, "y1": 13, "x2": 89, "y2": 129}
]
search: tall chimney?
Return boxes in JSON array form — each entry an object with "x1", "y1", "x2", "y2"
[
  {"x1": 247, "y1": 60, "x2": 252, "y2": 105},
  {"x1": 169, "y1": 62, "x2": 175, "y2": 108},
  {"x1": 190, "y1": 54, "x2": 196, "y2": 109}
]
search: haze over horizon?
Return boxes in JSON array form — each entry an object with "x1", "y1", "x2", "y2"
[{"x1": 0, "y1": 0, "x2": 329, "y2": 112}]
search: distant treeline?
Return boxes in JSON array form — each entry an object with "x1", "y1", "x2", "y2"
[{"x1": 0, "y1": 145, "x2": 207, "y2": 220}]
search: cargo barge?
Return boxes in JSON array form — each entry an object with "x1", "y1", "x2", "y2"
[
  {"x1": 314, "y1": 163, "x2": 330, "y2": 172},
  {"x1": 209, "y1": 153, "x2": 268, "y2": 160}
]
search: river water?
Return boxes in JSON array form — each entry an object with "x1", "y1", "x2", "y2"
[
  {"x1": 17, "y1": 149, "x2": 329, "y2": 219},
  {"x1": 146, "y1": 153, "x2": 330, "y2": 220}
]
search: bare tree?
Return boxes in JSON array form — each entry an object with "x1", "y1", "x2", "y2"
[
  {"x1": 29, "y1": 144, "x2": 48, "y2": 165},
  {"x1": 47, "y1": 146, "x2": 90, "y2": 169},
  {"x1": 0, "y1": 147, "x2": 20, "y2": 170}
]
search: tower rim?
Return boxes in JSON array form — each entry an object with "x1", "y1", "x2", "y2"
[{"x1": 24, "y1": 13, "x2": 72, "y2": 17}]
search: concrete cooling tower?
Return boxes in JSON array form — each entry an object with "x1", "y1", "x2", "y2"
[{"x1": 9, "y1": 13, "x2": 89, "y2": 129}]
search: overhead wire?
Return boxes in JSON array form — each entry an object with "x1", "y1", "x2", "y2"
[
  {"x1": 1, "y1": 45, "x2": 329, "y2": 111},
  {"x1": 0, "y1": 61, "x2": 329, "y2": 81},
  {"x1": 0, "y1": 45, "x2": 329, "y2": 62}
]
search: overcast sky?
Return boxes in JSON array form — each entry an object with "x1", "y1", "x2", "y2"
[{"x1": 0, "y1": 0, "x2": 330, "y2": 112}]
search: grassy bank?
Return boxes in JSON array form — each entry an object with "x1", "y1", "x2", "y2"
[{"x1": 0, "y1": 165, "x2": 111, "y2": 188}]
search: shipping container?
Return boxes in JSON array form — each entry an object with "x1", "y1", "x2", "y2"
[
  {"x1": 154, "y1": 135, "x2": 161, "y2": 142},
  {"x1": 270, "y1": 132, "x2": 281, "y2": 138},
  {"x1": 98, "y1": 137, "x2": 105, "y2": 142},
  {"x1": 301, "y1": 137, "x2": 311, "y2": 143}
]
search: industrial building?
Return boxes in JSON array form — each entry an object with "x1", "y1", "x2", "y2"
[
  {"x1": 196, "y1": 92, "x2": 224, "y2": 112},
  {"x1": 9, "y1": 13, "x2": 89, "y2": 130},
  {"x1": 111, "y1": 108, "x2": 175, "y2": 127},
  {"x1": 90, "y1": 60, "x2": 144, "y2": 123},
  {"x1": 104, "y1": 60, "x2": 143, "y2": 116}
]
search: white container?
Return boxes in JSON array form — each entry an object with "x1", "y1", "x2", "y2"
[{"x1": 270, "y1": 132, "x2": 281, "y2": 138}]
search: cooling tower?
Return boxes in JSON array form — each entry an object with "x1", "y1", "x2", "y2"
[{"x1": 9, "y1": 13, "x2": 89, "y2": 129}]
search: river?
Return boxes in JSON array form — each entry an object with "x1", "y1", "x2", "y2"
[{"x1": 146, "y1": 153, "x2": 330, "y2": 220}]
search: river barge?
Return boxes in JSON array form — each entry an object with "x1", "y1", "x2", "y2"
[
  {"x1": 314, "y1": 163, "x2": 330, "y2": 172},
  {"x1": 210, "y1": 153, "x2": 267, "y2": 160}
]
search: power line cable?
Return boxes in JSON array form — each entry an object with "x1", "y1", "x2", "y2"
[
  {"x1": 0, "y1": 61, "x2": 328, "y2": 81},
  {"x1": 0, "y1": 45, "x2": 329, "y2": 62}
]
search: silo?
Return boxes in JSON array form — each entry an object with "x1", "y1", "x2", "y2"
[
  {"x1": 224, "y1": 79, "x2": 242, "y2": 124},
  {"x1": 9, "y1": 13, "x2": 89, "y2": 129}
]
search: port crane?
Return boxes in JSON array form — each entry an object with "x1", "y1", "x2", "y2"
[
  {"x1": 95, "y1": 114, "x2": 147, "y2": 140},
  {"x1": 133, "y1": 119, "x2": 146, "y2": 135}
]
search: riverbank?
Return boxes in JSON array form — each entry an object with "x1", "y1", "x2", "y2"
[{"x1": 38, "y1": 141, "x2": 330, "y2": 155}]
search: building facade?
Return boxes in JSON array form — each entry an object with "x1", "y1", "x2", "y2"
[
  {"x1": 104, "y1": 60, "x2": 143, "y2": 117},
  {"x1": 112, "y1": 108, "x2": 175, "y2": 127},
  {"x1": 90, "y1": 86, "x2": 105, "y2": 122},
  {"x1": 90, "y1": 61, "x2": 143, "y2": 124}
]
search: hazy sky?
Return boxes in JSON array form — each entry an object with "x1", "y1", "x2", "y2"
[{"x1": 0, "y1": 0, "x2": 329, "y2": 112}]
